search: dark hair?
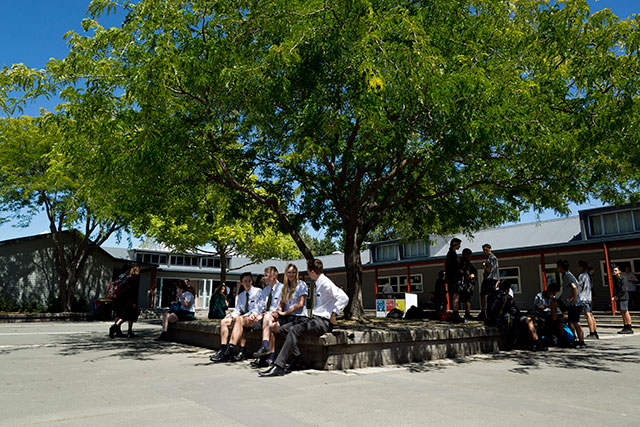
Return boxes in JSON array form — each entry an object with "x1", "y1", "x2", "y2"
[
  {"x1": 546, "y1": 282, "x2": 560, "y2": 292},
  {"x1": 240, "y1": 272, "x2": 253, "y2": 281},
  {"x1": 176, "y1": 279, "x2": 193, "y2": 293},
  {"x1": 307, "y1": 259, "x2": 324, "y2": 275},
  {"x1": 216, "y1": 284, "x2": 226, "y2": 295},
  {"x1": 437, "y1": 270, "x2": 445, "y2": 279},
  {"x1": 482, "y1": 243, "x2": 492, "y2": 250},
  {"x1": 499, "y1": 280, "x2": 511, "y2": 291},
  {"x1": 462, "y1": 248, "x2": 472, "y2": 256},
  {"x1": 556, "y1": 259, "x2": 569, "y2": 271},
  {"x1": 450, "y1": 238, "x2": 461, "y2": 247},
  {"x1": 610, "y1": 263, "x2": 618, "y2": 270},
  {"x1": 578, "y1": 260, "x2": 589, "y2": 269}
]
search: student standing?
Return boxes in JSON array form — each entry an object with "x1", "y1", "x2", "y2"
[
  {"x1": 445, "y1": 238, "x2": 464, "y2": 323},
  {"x1": 460, "y1": 248, "x2": 477, "y2": 320},
  {"x1": 556, "y1": 259, "x2": 585, "y2": 347},
  {"x1": 577, "y1": 260, "x2": 598, "y2": 339},
  {"x1": 612, "y1": 264, "x2": 634, "y2": 334},
  {"x1": 477, "y1": 243, "x2": 499, "y2": 321}
]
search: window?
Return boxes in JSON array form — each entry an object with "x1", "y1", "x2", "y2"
[
  {"x1": 136, "y1": 253, "x2": 143, "y2": 263},
  {"x1": 600, "y1": 258, "x2": 639, "y2": 287},
  {"x1": 377, "y1": 274, "x2": 423, "y2": 293},
  {"x1": 402, "y1": 241, "x2": 427, "y2": 258},
  {"x1": 618, "y1": 211, "x2": 634, "y2": 233},
  {"x1": 375, "y1": 244, "x2": 398, "y2": 262},
  {"x1": 589, "y1": 216, "x2": 602, "y2": 236},
  {"x1": 588, "y1": 209, "x2": 640, "y2": 237},
  {"x1": 159, "y1": 255, "x2": 167, "y2": 264},
  {"x1": 603, "y1": 213, "x2": 618, "y2": 234},
  {"x1": 499, "y1": 267, "x2": 521, "y2": 294}
]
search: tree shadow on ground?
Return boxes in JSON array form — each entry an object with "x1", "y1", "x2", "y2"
[
  {"x1": 55, "y1": 329, "x2": 204, "y2": 362},
  {"x1": 0, "y1": 325, "x2": 204, "y2": 362},
  {"x1": 400, "y1": 338, "x2": 640, "y2": 375}
]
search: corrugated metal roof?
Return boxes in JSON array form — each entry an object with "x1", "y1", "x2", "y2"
[{"x1": 430, "y1": 216, "x2": 581, "y2": 257}]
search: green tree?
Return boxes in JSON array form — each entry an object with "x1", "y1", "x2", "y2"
[
  {"x1": 136, "y1": 185, "x2": 301, "y2": 287},
  {"x1": 0, "y1": 116, "x2": 125, "y2": 311},
  {"x1": 4, "y1": 0, "x2": 640, "y2": 320},
  {"x1": 301, "y1": 229, "x2": 338, "y2": 257}
]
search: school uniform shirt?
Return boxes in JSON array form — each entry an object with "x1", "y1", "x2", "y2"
[
  {"x1": 484, "y1": 253, "x2": 499, "y2": 281},
  {"x1": 180, "y1": 291, "x2": 196, "y2": 313},
  {"x1": 252, "y1": 281, "x2": 283, "y2": 315},
  {"x1": 281, "y1": 280, "x2": 309, "y2": 316},
  {"x1": 231, "y1": 286, "x2": 262, "y2": 317},
  {"x1": 561, "y1": 271, "x2": 580, "y2": 306},
  {"x1": 578, "y1": 272, "x2": 593, "y2": 303},
  {"x1": 533, "y1": 292, "x2": 562, "y2": 315},
  {"x1": 312, "y1": 274, "x2": 349, "y2": 320},
  {"x1": 621, "y1": 271, "x2": 638, "y2": 292}
]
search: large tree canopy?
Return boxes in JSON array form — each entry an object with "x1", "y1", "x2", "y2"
[
  {"x1": 0, "y1": 116, "x2": 126, "y2": 311},
  {"x1": 3, "y1": 0, "x2": 640, "y2": 319}
]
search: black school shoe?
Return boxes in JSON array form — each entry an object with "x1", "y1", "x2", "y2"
[
  {"x1": 250, "y1": 356, "x2": 272, "y2": 368},
  {"x1": 258, "y1": 365, "x2": 285, "y2": 377},
  {"x1": 233, "y1": 351, "x2": 246, "y2": 362}
]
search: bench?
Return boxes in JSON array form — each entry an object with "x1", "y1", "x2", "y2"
[{"x1": 166, "y1": 319, "x2": 502, "y2": 370}]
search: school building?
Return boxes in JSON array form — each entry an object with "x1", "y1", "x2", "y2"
[{"x1": 1, "y1": 204, "x2": 638, "y2": 313}]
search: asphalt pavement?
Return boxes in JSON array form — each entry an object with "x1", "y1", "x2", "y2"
[{"x1": 0, "y1": 321, "x2": 639, "y2": 426}]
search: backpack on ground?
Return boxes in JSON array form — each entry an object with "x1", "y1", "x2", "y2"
[{"x1": 386, "y1": 308, "x2": 404, "y2": 319}]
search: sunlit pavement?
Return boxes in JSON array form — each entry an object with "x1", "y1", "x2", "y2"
[{"x1": 1, "y1": 321, "x2": 639, "y2": 426}]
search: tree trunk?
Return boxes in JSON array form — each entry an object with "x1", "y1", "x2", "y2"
[
  {"x1": 343, "y1": 230, "x2": 366, "y2": 322},
  {"x1": 217, "y1": 242, "x2": 228, "y2": 286}
]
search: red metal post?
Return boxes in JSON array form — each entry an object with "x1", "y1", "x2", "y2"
[
  {"x1": 149, "y1": 267, "x2": 157, "y2": 308},
  {"x1": 540, "y1": 253, "x2": 547, "y2": 291},
  {"x1": 374, "y1": 267, "x2": 379, "y2": 294},
  {"x1": 406, "y1": 265, "x2": 411, "y2": 294},
  {"x1": 603, "y1": 243, "x2": 616, "y2": 316}
]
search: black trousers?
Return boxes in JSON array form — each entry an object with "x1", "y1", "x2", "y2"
[{"x1": 274, "y1": 317, "x2": 331, "y2": 368}]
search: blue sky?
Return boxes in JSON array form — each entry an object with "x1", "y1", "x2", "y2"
[{"x1": 0, "y1": 0, "x2": 638, "y2": 247}]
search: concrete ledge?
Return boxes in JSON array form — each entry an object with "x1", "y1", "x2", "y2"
[
  {"x1": 167, "y1": 319, "x2": 502, "y2": 370},
  {"x1": 0, "y1": 312, "x2": 94, "y2": 323}
]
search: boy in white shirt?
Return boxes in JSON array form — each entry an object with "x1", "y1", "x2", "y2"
[{"x1": 259, "y1": 259, "x2": 348, "y2": 377}]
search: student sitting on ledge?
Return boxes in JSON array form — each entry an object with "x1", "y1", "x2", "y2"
[{"x1": 259, "y1": 259, "x2": 348, "y2": 377}]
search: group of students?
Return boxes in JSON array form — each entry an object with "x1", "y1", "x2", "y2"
[
  {"x1": 433, "y1": 240, "x2": 499, "y2": 323},
  {"x1": 204, "y1": 259, "x2": 348, "y2": 377},
  {"x1": 437, "y1": 237, "x2": 635, "y2": 349}
]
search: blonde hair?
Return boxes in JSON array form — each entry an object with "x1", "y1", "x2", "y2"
[{"x1": 282, "y1": 263, "x2": 299, "y2": 302}]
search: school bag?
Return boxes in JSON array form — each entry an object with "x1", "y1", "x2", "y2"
[{"x1": 106, "y1": 274, "x2": 130, "y2": 299}]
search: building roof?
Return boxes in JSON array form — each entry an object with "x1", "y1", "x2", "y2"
[{"x1": 430, "y1": 216, "x2": 582, "y2": 257}]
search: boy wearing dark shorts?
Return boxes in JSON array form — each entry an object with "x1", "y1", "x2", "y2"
[
  {"x1": 612, "y1": 264, "x2": 634, "y2": 334},
  {"x1": 556, "y1": 259, "x2": 585, "y2": 347},
  {"x1": 477, "y1": 243, "x2": 499, "y2": 321}
]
